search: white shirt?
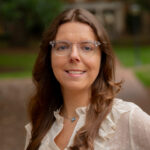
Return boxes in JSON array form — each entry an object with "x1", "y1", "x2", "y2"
[{"x1": 24, "y1": 98, "x2": 150, "y2": 150}]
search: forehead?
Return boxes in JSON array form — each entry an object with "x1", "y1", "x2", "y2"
[{"x1": 55, "y1": 22, "x2": 97, "y2": 41}]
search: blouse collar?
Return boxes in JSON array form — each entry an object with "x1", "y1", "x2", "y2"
[
  {"x1": 52, "y1": 98, "x2": 137, "y2": 140},
  {"x1": 53, "y1": 105, "x2": 89, "y2": 123}
]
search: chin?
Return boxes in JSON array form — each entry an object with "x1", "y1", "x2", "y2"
[
  {"x1": 63, "y1": 84, "x2": 87, "y2": 91},
  {"x1": 63, "y1": 84, "x2": 89, "y2": 91}
]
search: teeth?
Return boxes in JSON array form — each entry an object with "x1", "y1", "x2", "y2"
[{"x1": 68, "y1": 71, "x2": 84, "y2": 74}]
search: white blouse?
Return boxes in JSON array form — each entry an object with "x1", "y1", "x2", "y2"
[{"x1": 24, "y1": 98, "x2": 150, "y2": 150}]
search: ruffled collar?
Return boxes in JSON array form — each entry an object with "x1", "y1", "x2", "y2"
[
  {"x1": 53, "y1": 105, "x2": 89, "y2": 124},
  {"x1": 53, "y1": 98, "x2": 138, "y2": 141},
  {"x1": 39, "y1": 98, "x2": 138, "y2": 149},
  {"x1": 98, "y1": 98, "x2": 138, "y2": 140}
]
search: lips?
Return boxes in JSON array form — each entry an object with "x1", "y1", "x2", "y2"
[
  {"x1": 66, "y1": 70, "x2": 85, "y2": 74},
  {"x1": 65, "y1": 70, "x2": 86, "y2": 76}
]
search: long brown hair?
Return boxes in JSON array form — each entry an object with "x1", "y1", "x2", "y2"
[{"x1": 26, "y1": 8, "x2": 121, "y2": 150}]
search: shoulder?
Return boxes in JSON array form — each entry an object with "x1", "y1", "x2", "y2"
[
  {"x1": 98, "y1": 98, "x2": 150, "y2": 141},
  {"x1": 126, "y1": 101, "x2": 150, "y2": 149},
  {"x1": 112, "y1": 98, "x2": 140, "y2": 112},
  {"x1": 113, "y1": 98, "x2": 150, "y2": 122},
  {"x1": 112, "y1": 98, "x2": 150, "y2": 127},
  {"x1": 110, "y1": 98, "x2": 141, "y2": 126},
  {"x1": 113, "y1": 98, "x2": 150, "y2": 149}
]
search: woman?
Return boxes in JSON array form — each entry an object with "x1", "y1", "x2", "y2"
[{"x1": 25, "y1": 8, "x2": 150, "y2": 150}]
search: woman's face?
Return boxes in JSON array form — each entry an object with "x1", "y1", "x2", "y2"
[{"x1": 51, "y1": 22, "x2": 101, "y2": 91}]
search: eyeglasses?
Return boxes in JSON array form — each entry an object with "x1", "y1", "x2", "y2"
[{"x1": 49, "y1": 40, "x2": 101, "y2": 56}]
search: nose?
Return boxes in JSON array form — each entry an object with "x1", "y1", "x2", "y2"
[{"x1": 69, "y1": 44, "x2": 80, "y2": 63}]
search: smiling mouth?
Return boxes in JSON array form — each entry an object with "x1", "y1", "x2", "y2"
[{"x1": 65, "y1": 70, "x2": 86, "y2": 75}]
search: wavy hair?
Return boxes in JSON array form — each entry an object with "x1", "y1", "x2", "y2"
[{"x1": 26, "y1": 8, "x2": 121, "y2": 150}]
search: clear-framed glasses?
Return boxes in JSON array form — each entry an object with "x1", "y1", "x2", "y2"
[{"x1": 49, "y1": 40, "x2": 101, "y2": 56}]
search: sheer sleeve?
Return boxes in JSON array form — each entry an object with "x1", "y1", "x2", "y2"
[
  {"x1": 24, "y1": 123, "x2": 32, "y2": 150},
  {"x1": 129, "y1": 107, "x2": 150, "y2": 150}
]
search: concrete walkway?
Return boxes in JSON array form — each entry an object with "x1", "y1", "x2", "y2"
[
  {"x1": 116, "y1": 64, "x2": 150, "y2": 114},
  {"x1": 0, "y1": 66, "x2": 150, "y2": 150}
]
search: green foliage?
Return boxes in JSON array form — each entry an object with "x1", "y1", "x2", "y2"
[
  {"x1": 114, "y1": 46, "x2": 135, "y2": 67},
  {"x1": 0, "y1": 0, "x2": 64, "y2": 26},
  {"x1": 114, "y1": 45, "x2": 150, "y2": 67},
  {"x1": 0, "y1": 52, "x2": 36, "y2": 78},
  {"x1": 136, "y1": 70, "x2": 150, "y2": 87},
  {"x1": 35, "y1": 0, "x2": 63, "y2": 27},
  {"x1": 0, "y1": 0, "x2": 64, "y2": 44},
  {"x1": 114, "y1": 45, "x2": 150, "y2": 87},
  {"x1": 0, "y1": 53, "x2": 36, "y2": 69},
  {"x1": 0, "y1": 71, "x2": 32, "y2": 78}
]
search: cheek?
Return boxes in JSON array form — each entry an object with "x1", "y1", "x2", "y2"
[
  {"x1": 88, "y1": 55, "x2": 101, "y2": 78},
  {"x1": 92, "y1": 62, "x2": 101, "y2": 80},
  {"x1": 51, "y1": 53, "x2": 65, "y2": 81}
]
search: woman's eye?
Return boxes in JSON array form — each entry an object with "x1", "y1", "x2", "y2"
[
  {"x1": 84, "y1": 46, "x2": 92, "y2": 51},
  {"x1": 55, "y1": 44, "x2": 69, "y2": 51},
  {"x1": 81, "y1": 44, "x2": 94, "y2": 51},
  {"x1": 58, "y1": 46, "x2": 67, "y2": 50}
]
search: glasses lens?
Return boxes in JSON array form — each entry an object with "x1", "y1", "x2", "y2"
[
  {"x1": 51, "y1": 41, "x2": 100, "y2": 56},
  {"x1": 54, "y1": 41, "x2": 70, "y2": 56},
  {"x1": 79, "y1": 42, "x2": 95, "y2": 55}
]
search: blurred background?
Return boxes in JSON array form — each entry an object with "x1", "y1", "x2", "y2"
[{"x1": 0, "y1": 0, "x2": 150, "y2": 150}]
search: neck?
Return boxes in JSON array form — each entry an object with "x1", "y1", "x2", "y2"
[{"x1": 61, "y1": 88, "x2": 91, "y2": 117}]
